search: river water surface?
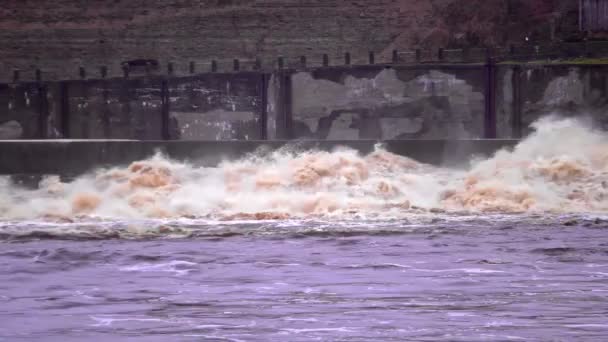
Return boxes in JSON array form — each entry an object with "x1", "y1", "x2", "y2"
[
  {"x1": 1, "y1": 215, "x2": 608, "y2": 341},
  {"x1": 2, "y1": 117, "x2": 608, "y2": 340}
]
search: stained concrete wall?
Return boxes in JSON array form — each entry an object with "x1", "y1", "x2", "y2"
[
  {"x1": 65, "y1": 79, "x2": 163, "y2": 139},
  {"x1": 290, "y1": 66, "x2": 486, "y2": 139},
  {"x1": 496, "y1": 64, "x2": 608, "y2": 138},
  {"x1": 0, "y1": 73, "x2": 267, "y2": 140},
  {"x1": 168, "y1": 73, "x2": 265, "y2": 140},
  {"x1": 0, "y1": 83, "x2": 46, "y2": 139},
  {"x1": 3, "y1": 63, "x2": 608, "y2": 141}
]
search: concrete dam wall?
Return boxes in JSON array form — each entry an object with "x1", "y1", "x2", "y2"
[{"x1": 2, "y1": 62, "x2": 608, "y2": 142}]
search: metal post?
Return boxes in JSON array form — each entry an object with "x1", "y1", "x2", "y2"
[
  {"x1": 462, "y1": 48, "x2": 470, "y2": 63},
  {"x1": 579, "y1": 0, "x2": 583, "y2": 31},
  {"x1": 211, "y1": 60, "x2": 218, "y2": 72},
  {"x1": 161, "y1": 79, "x2": 170, "y2": 140},
  {"x1": 37, "y1": 84, "x2": 49, "y2": 138},
  {"x1": 438, "y1": 48, "x2": 444, "y2": 62},
  {"x1": 189, "y1": 61, "x2": 196, "y2": 74},
  {"x1": 35, "y1": 69, "x2": 42, "y2": 82},
  {"x1": 259, "y1": 73, "x2": 269, "y2": 140},
  {"x1": 511, "y1": 65, "x2": 523, "y2": 138},
  {"x1": 100, "y1": 66, "x2": 108, "y2": 79},
  {"x1": 102, "y1": 80, "x2": 110, "y2": 138},
  {"x1": 233, "y1": 59, "x2": 240, "y2": 71},
  {"x1": 60, "y1": 82, "x2": 70, "y2": 138},
  {"x1": 79, "y1": 67, "x2": 86, "y2": 79},
  {"x1": 485, "y1": 47, "x2": 493, "y2": 61},
  {"x1": 122, "y1": 66, "x2": 129, "y2": 78},
  {"x1": 282, "y1": 72, "x2": 293, "y2": 139},
  {"x1": 415, "y1": 49, "x2": 421, "y2": 63},
  {"x1": 278, "y1": 57, "x2": 284, "y2": 69},
  {"x1": 167, "y1": 62, "x2": 174, "y2": 76},
  {"x1": 254, "y1": 58, "x2": 262, "y2": 70},
  {"x1": 345, "y1": 52, "x2": 351, "y2": 65},
  {"x1": 368, "y1": 51, "x2": 375, "y2": 64},
  {"x1": 484, "y1": 57, "x2": 497, "y2": 139},
  {"x1": 12, "y1": 70, "x2": 19, "y2": 83},
  {"x1": 300, "y1": 56, "x2": 307, "y2": 69},
  {"x1": 322, "y1": 54, "x2": 329, "y2": 67},
  {"x1": 392, "y1": 50, "x2": 399, "y2": 63}
]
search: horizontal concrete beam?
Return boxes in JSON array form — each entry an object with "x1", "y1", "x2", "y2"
[{"x1": 0, "y1": 139, "x2": 519, "y2": 175}]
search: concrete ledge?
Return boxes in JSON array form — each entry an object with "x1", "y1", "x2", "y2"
[{"x1": 0, "y1": 139, "x2": 519, "y2": 175}]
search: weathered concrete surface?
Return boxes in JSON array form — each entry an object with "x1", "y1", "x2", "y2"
[
  {"x1": 0, "y1": 83, "x2": 46, "y2": 138},
  {"x1": 291, "y1": 66, "x2": 485, "y2": 139},
  {"x1": 0, "y1": 0, "x2": 579, "y2": 82},
  {"x1": 3, "y1": 63, "x2": 608, "y2": 141},
  {"x1": 496, "y1": 64, "x2": 608, "y2": 138},
  {"x1": 0, "y1": 139, "x2": 518, "y2": 176},
  {"x1": 65, "y1": 79, "x2": 164, "y2": 139},
  {"x1": 168, "y1": 73, "x2": 265, "y2": 140},
  {"x1": 0, "y1": 74, "x2": 268, "y2": 140}
]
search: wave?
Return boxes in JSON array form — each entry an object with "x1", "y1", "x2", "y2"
[{"x1": 0, "y1": 213, "x2": 606, "y2": 241}]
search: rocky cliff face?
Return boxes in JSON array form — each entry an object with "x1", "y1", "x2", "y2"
[{"x1": 0, "y1": 0, "x2": 579, "y2": 81}]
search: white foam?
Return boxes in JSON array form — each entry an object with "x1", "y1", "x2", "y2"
[{"x1": 2, "y1": 116, "x2": 608, "y2": 223}]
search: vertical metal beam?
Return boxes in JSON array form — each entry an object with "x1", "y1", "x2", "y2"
[
  {"x1": 276, "y1": 71, "x2": 293, "y2": 139},
  {"x1": 462, "y1": 48, "x2": 470, "y2": 63},
  {"x1": 368, "y1": 51, "x2": 375, "y2": 65},
  {"x1": 484, "y1": 57, "x2": 497, "y2": 139},
  {"x1": 60, "y1": 82, "x2": 70, "y2": 138},
  {"x1": 578, "y1": 0, "x2": 583, "y2": 31},
  {"x1": 80, "y1": 82, "x2": 90, "y2": 138},
  {"x1": 37, "y1": 84, "x2": 49, "y2": 138},
  {"x1": 167, "y1": 62, "x2": 174, "y2": 76},
  {"x1": 283, "y1": 72, "x2": 293, "y2": 139},
  {"x1": 259, "y1": 73, "x2": 269, "y2": 140},
  {"x1": 322, "y1": 54, "x2": 329, "y2": 67},
  {"x1": 511, "y1": 65, "x2": 523, "y2": 138},
  {"x1": 102, "y1": 80, "x2": 111, "y2": 138},
  {"x1": 344, "y1": 52, "x2": 351, "y2": 65},
  {"x1": 161, "y1": 79, "x2": 170, "y2": 140}
]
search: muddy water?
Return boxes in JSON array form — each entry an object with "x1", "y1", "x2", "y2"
[
  {"x1": 1, "y1": 116, "x2": 608, "y2": 340},
  {"x1": 3, "y1": 117, "x2": 608, "y2": 221},
  {"x1": 1, "y1": 215, "x2": 608, "y2": 341}
]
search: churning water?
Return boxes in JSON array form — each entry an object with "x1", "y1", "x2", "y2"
[{"x1": 1, "y1": 116, "x2": 608, "y2": 341}]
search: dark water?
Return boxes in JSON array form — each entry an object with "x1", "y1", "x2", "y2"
[{"x1": 1, "y1": 215, "x2": 608, "y2": 341}]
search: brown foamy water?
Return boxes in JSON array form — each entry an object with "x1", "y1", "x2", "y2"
[
  {"x1": 1, "y1": 116, "x2": 608, "y2": 222},
  {"x1": 2, "y1": 117, "x2": 608, "y2": 341}
]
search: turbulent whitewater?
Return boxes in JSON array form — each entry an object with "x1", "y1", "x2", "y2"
[
  {"x1": 2, "y1": 116, "x2": 608, "y2": 341},
  {"x1": 1, "y1": 116, "x2": 607, "y2": 222}
]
